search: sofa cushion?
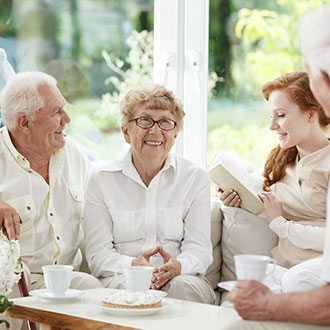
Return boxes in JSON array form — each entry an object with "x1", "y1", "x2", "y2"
[
  {"x1": 205, "y1": 198, "x2": 223, "y2": 290},
  {"x1": 220, "y1": 206, "x2": 278, "y2": 282}
]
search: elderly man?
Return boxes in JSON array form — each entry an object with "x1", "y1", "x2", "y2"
[
  {"x1": 227, "y1": 4, "x2": 330, "y2": 328},
  {"x1": 0, "y1": 71, "x2": 101, "y2": 327}
]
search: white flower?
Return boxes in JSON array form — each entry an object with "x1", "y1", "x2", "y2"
[{"x1": 0, "y1": 231, "x2": 22, "y2": 296}]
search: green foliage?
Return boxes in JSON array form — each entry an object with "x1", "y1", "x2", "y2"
[
  {"x1": 99, "y1": 30, "x2": 154, "y2": 127},
  {"x1": 207, "y1": 98, "x2": 278, "y2": 168},
  {"x1": 233, "y1": 0, "x2": 326, "y2": 97},
  {"x1": 99, "y1": 30, "x2": 219, "y2": 128},
  {"x1": 0, "y1": 296, "x2": 14, "y2": 328}
]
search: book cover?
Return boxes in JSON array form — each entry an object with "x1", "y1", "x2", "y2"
[{"x1": 208, "y1": 152, "x2": 264, "y2": 214}]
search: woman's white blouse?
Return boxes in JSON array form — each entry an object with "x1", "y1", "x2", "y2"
[{"x1": 84, "y1": 149, "x2": 213, "y2": 278}]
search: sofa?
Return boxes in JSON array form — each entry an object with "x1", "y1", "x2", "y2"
[{"x1": 205, "y1": 197, "x2": 279, "y2": 305}]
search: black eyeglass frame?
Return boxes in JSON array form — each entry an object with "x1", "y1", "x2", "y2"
[{"x1": 129, "y1": 117, "x2": 177, "y2": 131}]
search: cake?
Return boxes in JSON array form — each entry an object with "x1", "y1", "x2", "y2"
[{"x1": 101, "y1": 291, "x2": 163, "y2": 309}]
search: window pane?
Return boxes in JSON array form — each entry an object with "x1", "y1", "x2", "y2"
[
  {"x1": 0, "y1": 0, "x2": 154, "y2": 160},
  {"x1": 208, "y1": 0, "x2": 323, "y2": 169}
]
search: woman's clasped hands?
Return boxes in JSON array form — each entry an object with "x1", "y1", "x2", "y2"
[{"x1": 131, "y1": 245, "x2": 181, "y2": 290}]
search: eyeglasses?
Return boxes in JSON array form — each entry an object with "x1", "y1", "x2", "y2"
[{"x1": 129, "y1": 117, "x2": 177, "y2": 131}]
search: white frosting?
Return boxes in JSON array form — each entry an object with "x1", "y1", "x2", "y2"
[{"x1": 102, "y1": 291, "x2": 162, "y2": 306}]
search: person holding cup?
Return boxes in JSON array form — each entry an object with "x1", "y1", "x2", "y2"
[
  {"x1": 225, "y1": 5, "x2": 330, "y2": 327},
  {"x1": 84, "y1": 84, "x2": 215, "y2": 304}
]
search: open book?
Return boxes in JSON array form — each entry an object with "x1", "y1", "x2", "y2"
[{"x1": 208, "y1": 151, "x2": 264, "y2": 214}]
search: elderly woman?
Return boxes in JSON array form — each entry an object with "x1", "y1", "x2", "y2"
[{"x1": 84, "y1": 84, "x2": 215, "y2": 303}]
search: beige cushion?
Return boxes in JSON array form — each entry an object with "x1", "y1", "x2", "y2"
[
  {"x1": 205, "y1": 198, "x2": 223, "y2": 290},
  {"x1": 220, "y1": 206, "x2": 278, "y2": 282}
]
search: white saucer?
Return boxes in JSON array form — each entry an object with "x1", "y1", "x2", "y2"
[
  {"x1": 218, "y1": 281, "x2": 237, "y2": 291},
  {"x1": 217, "y1": 281, "x2": 281, "y2": 293},
  {"x1": 95, "y1": 299, "x2": 172, "y2": 316},
  {"x1": 30, "y1": 289, "x2": 84, "y2": 302}
]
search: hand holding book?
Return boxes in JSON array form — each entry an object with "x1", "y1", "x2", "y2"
[
  {"x1": 208, "y1": 151, "x2": 264, "y2": 214},
  {"x1": 219, "y1": 188, "x2": 241, "y2": 208}
]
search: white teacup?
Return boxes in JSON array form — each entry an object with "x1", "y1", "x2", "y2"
[
  {"x1": 42, "y1": 265, "x2": 73, "y2": 296},
  {"x1": 234, "y1": 254, "x2": 276, "y2": 282},
  {"x1": 115, "y1": 266, "x2": 153, "y2": 292}
]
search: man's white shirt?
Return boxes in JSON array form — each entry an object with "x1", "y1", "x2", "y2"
[{"x1": 0, "y1": 127, "x2": 89, "y2": 282}]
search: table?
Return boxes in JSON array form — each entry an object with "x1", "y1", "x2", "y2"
[
  {"x1": 5, "y1": 288, "x2": 240, "y2": 330},
  {"x1": 6, "y1": 289, "x2": 330, "y2": 330}
]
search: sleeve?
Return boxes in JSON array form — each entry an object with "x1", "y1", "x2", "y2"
[
  {"x1": 83, "y1": 171, "x2": 134, "y2": 278},
  {"x1": 269, "y1": 216, "x2": 325, "y2": 251},
  {"x1": 321, "y1": 189, "x2": 330, "y2": 282},
  {"x1": 176, "y1": 171, "x2": 213, "y2": 275},
  {"x1": 0, "y1": 48, "x2": 16, "y2": 91}
]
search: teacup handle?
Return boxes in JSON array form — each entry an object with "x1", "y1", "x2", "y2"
[
  {"x1": 114, "y1": 269, "x2": 126, "y2": 289},
  {"x1": 265, "y1": 258, "x2": 277, "y2": 277}
]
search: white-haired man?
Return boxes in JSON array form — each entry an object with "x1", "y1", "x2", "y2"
[
  {"x1": 0, "y1": 71, "x2": 102, "y2": 328},
  {"x1": 226, "y1": 5, "x2": 330, "y2": 328}
]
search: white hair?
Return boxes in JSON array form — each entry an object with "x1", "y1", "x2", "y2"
[
  {"x1": 299, "y1": 4, "x2": 330, "y2": 76},
  {"x1": 0, "y1": 71, "x2": 57, "y2": 130}
]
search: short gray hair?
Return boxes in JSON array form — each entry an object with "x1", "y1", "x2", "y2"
[
  {"x1": 0, "y1": 71, "x2": 57, "y2": 130},
  {"x1": 299, "y1": 4, "x2": 330, "y2": 76}
]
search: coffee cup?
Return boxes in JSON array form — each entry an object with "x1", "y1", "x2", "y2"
[
  {"x1": 234, "y1": 254, "x2": 276, "y2": 282},
  {"x1": 115, "y1": 266, "x2": 153, "y2": 292},
  {"x1": 42, "y1": 265, "x2": 73, "y2": 296}
]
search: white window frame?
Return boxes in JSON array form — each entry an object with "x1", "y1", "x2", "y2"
[{"x1": 153, "y1": 0, "x2": 209, "y2": 168}]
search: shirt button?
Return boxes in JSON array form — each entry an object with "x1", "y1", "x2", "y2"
[
  {"x1": 27, "y1": 206, "x2": 31, "y2": 210},
  {"x1": 54, "y1": 260, "x2": 57, "y2": 265},
  {"x1": 28, "y1": 170, "x2": 32, "y2": 173},
  {"x1": 50, "y1": 213, "x2": 53, "y2": 216},
  {"x1": 56, "y1": 236, "x2": 60, "y2": 240}
]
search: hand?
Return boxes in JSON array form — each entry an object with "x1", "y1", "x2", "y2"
[
  {"x1": 258, "y1": 192, "x2": 283, "y2": 224},
  {"x1": 228, "y1": 280, "x2": 274, "y2": 320},
  {"x1": 151, "y1": 246, "x2": 181, "y2": 289},
  {"x1": 131, "y1": 246, "x2": 159, "y2": 267},
  {"x1": 305, "y1": 61, "x2": 330, "y2": 114},
  {"x1": 219, "y1": 188, "x2": 241, "y2": 207},
  {"x1": 0, "y1": 200, "x2": 21, "y2": 240}
]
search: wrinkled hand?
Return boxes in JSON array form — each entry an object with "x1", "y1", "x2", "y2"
[
  {"x1": 151, "y1": 246, "x2": 181, "y2": 289},
  {"x1": 228, "y1": 280, "x2": 274, "y2": 320},
  {"x1": 258, "y1": 192, "x2": 283, "y2": 224},
  {"x1": 305, "y1": 61, "x2": 330, "y2": 113},
  {"x1": 131, "y1": 246, "x2": 159, "y2": 267},
  {"x1": 0, "y1": 200, "x2": 20, "y2": 240},
  {"x1": 219, "y1": 188, "x2": 241, "y2": 207}
]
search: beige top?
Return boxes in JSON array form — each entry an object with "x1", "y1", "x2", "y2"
[{"x1": 270, "y1": 144, "x2": 330, "y2": 268}]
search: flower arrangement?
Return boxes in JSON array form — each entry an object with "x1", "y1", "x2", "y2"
[{"x1": 0, "y1": 230, "x2": 22, "y2": 329}]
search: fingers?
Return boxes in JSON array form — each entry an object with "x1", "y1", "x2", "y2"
[
  {"x1": 220, "y1": 189, "x2": 241, "y2": 207},
  {"x1": 13, "y1": 213, "x2": 21, "y2": 239},
  {"x1": 157, "y1": 246, "x2": 171, "y2": 262},
  {"x1": 142, "y1": 246, "x2": 159, "y2": 259},
  {"x1": 152, "y1": 263, "x2": 176, "y2": 289},
  {"x1": 2, "y1": 213, "x2": 20, "y2": 240}
]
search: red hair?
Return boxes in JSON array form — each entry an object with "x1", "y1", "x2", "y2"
[{"x1": 262, "y1": 71, "x2": 329, "y2": 190}]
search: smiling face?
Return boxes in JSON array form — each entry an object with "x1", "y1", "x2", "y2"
[
  {"x1": 27, "y1": 83, "x2": 70, "y2": 155},
  {"x1": 268, "y1": 89, "x2": 314, "y2": 150},
  {"x1": 122, "y1": 106, "x2": 178, "y2": 167}
]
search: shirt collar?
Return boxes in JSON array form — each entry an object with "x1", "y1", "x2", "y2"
[
  {"x1": 99, "y1": 147, "x2": 176, "y2": 177},
  {"x1": 2, "y1": 126, "x2": 27, "y2": 164},
  {"x1": 1, "y1": 126, "x2": 64, "y2": 170}
]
